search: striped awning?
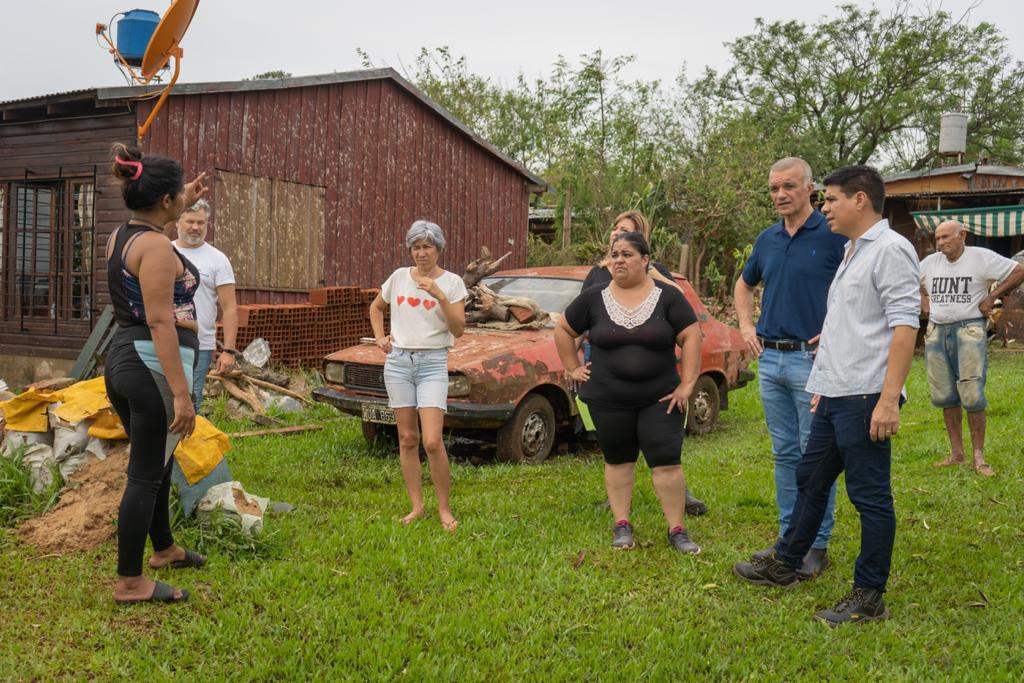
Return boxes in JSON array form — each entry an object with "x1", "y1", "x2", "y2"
[{"x1": 912, "y1": 205, "x2": 1024, "y2": 237}]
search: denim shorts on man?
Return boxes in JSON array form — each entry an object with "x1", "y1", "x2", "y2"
[
  {"x1": 924, "y1": 318, "x2": 988, "y2": 411},
  {"x1": 383, "y1": 348, "x2": 449, "y2": 410}
]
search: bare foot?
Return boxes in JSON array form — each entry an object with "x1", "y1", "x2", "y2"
[
  {"x1": 399, "y1": 509, "x2": 426, "y2": 525},
  {"x1": 974, "y1": 462, "x2": 995, "y2": 477},
  {"x1": 439, "y1": 510, "x2": 459, "y2": 532},
  {"x1": 933, "y1": 455, "x2": 965, "y2": 468},
  {"x1": 113, "y1": 577, "x2": 186, "y2": 603},
  {"x1": 148, "y1": 544, "x2": 187, "y2": 569}
]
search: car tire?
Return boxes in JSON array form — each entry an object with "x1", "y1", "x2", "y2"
[
  {"x1": 686, "y1": 375, "x2": 720, "y2": 435},
  {"x1": 496, "y1": 394, "x2": 556, "y2": 464},
  {"x1": 361, "y1": 421, "x2": 397, "y2": 449}
]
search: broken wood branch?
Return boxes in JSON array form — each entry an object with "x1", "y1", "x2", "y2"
[{"x1": 228, "y1": 424, "x2": 324, "y2": 438}]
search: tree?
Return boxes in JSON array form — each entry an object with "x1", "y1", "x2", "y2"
[{"x1": 698, "y1": 3, "x2": 1024, "y2": 171}]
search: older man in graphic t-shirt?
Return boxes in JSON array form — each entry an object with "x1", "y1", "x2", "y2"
[{"x1": 920, "y1": 220, "x2": 1024, "y2": 476}]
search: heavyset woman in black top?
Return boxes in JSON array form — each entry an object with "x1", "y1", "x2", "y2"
[
  {"x1": 581, "y1": 210, "x2": 708, "y2": 516},
  {"x1": 105, "y1": 143, "x2": 210, "y2": 604},
  {"x1": 555, "y1": 231, "x2": 704, "y2": 554}
]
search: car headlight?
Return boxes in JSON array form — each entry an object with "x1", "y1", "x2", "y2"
[
  {"x1": 324, "y1": 361, "x2": 346, "y2": 384},
  {"x1": 447, "y1": 374, "x2": 471, "y2": 397}
]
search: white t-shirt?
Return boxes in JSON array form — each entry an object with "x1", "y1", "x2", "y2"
[
  {"x1": 920, "y1": 246, "x2": 1017, "y2": 324},
  {"x1": 381, "y1": 267, "x2": 468, "y2": 349},
  {"x1": 174, "y1": 242, "x2": 236, "y2": 350}
]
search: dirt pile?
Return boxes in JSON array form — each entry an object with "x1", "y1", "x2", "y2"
[{"x1": 18, "y1": 445, "x2": 128, "y2": 553}]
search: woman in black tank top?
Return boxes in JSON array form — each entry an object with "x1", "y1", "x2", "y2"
[{"x1": 104, "y1": 143, "x2": 209, "y2": 605}]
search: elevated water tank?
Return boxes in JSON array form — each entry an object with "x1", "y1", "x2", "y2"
[
  {"x1": 939, "y1": 112, "x2": 968, "y2": 156},
  {"x1": 116, "y1": 9, "x2": 160, "y2": 67}
]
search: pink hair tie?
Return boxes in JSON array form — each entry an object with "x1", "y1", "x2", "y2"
[{"x1": 116, "y1": 156, "x2": 143, "y2": 181}]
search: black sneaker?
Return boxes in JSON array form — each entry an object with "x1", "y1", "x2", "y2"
[
  {"x1": 611, "y1": 521, "x2": 635, "y2": 549},
  {"x1": 814, "y1": 587, "x2": 890, "y2": 627},
  {"x1": 732, "y1": 552, "x2": 799, "y2": 587},
  {"x1": 684, "y1": 488, "x2": 708, "y2": 516},
  {"x1": 797, "y1": 547, "x2": 830, "y2": 580}
]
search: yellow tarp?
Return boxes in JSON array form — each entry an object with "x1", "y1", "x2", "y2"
[
  {"x1": 87, "y1": 409, "x2": 128, "y2": 440},
  {"x1": 0, "y1": 388, "x2": 63, "y2": 432},
  {"x1": 174, "y1": 416, "x2": 231, "y2": 485},
  {"x1": 52, "y1": 376, "x2": 111, "y2": 424}
]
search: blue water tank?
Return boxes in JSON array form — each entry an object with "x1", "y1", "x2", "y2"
[{"x1": 116, "y1": 9, "x2": 160, "y2": 67}]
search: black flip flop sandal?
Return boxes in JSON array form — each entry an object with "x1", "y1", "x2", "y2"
[
  {"x1": 115, "y1": 580, "x2": 190, "y2": 605},
  {"x1": 169, "y1": 548, "x2": 207, "y2": 569}
]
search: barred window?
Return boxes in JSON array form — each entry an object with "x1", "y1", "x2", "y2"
[{"x1": 1, "y1": 179, "x2": 95, "y2": 323}]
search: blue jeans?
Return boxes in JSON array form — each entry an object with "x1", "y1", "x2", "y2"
[
  {"x1": 776, "y1": 394, "x2": 897, "y2": 591},
  {"x1": 192, "y1": 349, "x2": 214, "y2": 413},
  {"x1": 758, "y1": 348, "x2": 836, "y2": 549},
  {"x1": 924, "y1": 318, "x2": 988, "y2": 411}
]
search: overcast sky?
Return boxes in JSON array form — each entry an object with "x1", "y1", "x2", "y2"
[{"x1": 2, "y1": 0, "x2": 1021, "y2": 102}]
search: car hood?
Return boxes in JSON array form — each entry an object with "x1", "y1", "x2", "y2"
[{"x1": 323, "y1": 326, "x2": 555, "y2": 370}]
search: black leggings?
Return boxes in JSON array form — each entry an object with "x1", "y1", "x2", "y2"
[
  {"x1": 587, "y1": 401, "x2": 685, "y2": 468},
  {"x1": 105, "y1": 339, "x2": 184, "y2": 577}
]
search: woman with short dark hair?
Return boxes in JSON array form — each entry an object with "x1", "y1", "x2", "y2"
[
  {"x1": 556, "y1": 232, "x2": 704, "y2": 554},
  {"x1": 105, "y1": 143, "x2": 210, "y2": 604}
]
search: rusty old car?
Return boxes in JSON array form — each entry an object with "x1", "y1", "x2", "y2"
[{"x1": 313, "y1": 266, "x2": 754, "y2": 463}]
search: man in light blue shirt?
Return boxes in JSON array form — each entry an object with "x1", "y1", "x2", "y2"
[{"x1": 734, "y1": 165, "x2": 920, "y2": 628}]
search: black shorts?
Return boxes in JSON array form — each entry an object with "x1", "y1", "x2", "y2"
[{"x1": 587, "y1": 401, "x2": 685, "y2": 468}]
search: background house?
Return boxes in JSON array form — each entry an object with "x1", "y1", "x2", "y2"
[
  {"x1": 884, "y1": 163, "x2": 1024, "y2": 259},
  {"x1": 0, "y1": 69, "x2": 545, "y2": 381}
]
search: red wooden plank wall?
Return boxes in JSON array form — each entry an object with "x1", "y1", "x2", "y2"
[
  {"x1": 138, "y1": 78, "x2": 531, "y2": 293},
  {"x1": 0, "y1": 111, "x2": 136, "y2": 358}
]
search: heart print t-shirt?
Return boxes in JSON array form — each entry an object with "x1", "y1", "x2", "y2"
[{"x1": 380, "y1": 267, "x2": 468, "y2": 349}]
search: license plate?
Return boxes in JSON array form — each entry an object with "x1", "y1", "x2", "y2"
[{"x1": 361, "y1": 402, "x2": 396, "y2": 425}]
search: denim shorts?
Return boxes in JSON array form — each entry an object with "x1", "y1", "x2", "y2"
[
  {"x1": 924, "y1": 318, "x2": 988, "y2": 411},
  {"x1": 383, "y1": 348, "x2": 449, "y2": 411}
]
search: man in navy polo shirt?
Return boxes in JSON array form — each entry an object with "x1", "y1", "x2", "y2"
[{"x1": 733, "y1": 157, "x2": 847, "y2": 578}]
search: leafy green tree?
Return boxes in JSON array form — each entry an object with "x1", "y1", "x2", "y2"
[{"x1": 698, "y1": 3, "x2": 1024, "y2": 171}]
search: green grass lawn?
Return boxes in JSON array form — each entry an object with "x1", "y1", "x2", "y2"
[{"x1": 1, "y1": 354, "x2": 1022, "y2": 680}]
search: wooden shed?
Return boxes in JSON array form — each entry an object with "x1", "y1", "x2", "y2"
[
  {"x1": 0, "y1": 69, "x2": 545, "y2": 377},
  {"x1": 884, "y1": 163, "x2": 1024, "y2": 259}
]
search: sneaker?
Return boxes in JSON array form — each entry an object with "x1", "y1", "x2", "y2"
[
  {"x1": 814, "y1": 587, "x2": 890, "y2": 627},
  {"x1": 668, "y1": 527, "x2": 701, "y2": 555},
  {"x1": 611, "y1": 520, "x2": 635, "y2": 549},
  {"x1": 797, "y1": 547, "x2": 830, "y2": 580},
  {"x1": 732, "y1": 552, "x2": 799, "y2": 587},
  {"x1": 684, "y1": 488, "x2": 708, "y2": 516}
]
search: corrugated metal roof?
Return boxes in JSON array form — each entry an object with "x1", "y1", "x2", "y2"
[
  {"x1": 0, "y1": 69, "x2": 547, "y2": 190},
  {"x1": 0, "y1": 87, "x2": 98, "y2": 107},
  {"x1": 885, "y1": 163, "x2": 1024, "y2": 182}
]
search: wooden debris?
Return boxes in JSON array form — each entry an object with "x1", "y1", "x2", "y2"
[
  {"x1": 461, "y1": 247, "x2": 549, "y2": 327},
  {"x1": 211, "y1": 375, "x2": 266, "y2": 415},
  {"x1": 241, "y1": 376, "x2": 314, "y2": 405},
  {"x1": 228, "y1": 424, "x2": 323, "y2": 439}
]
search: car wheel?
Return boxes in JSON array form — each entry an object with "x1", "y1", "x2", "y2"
[
  {"x1": 686, "y1": 375, "x2": 720, "y2": 435},
  {"x1": 496, "y1": 394, "x2": 556, "y2": 464},
  {"x1": 361, "y1": 421, "x2": 397, "y2": 449}
]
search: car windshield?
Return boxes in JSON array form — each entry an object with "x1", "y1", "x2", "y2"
[{"x1": 481, "y1": 276, "x2": 584, "y2": 314}]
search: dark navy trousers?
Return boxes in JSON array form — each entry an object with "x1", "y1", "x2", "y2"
[{"x1": 775, "y1": 393, "x2": 897, "y2": 591}]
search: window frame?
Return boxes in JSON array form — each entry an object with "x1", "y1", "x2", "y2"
[{"x1": 0, "y1": 172, "x2": 96, "y2": 335}]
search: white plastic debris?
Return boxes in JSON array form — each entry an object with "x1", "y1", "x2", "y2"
[
  {"x1": 22, "y1": 443, "x2": 56, "y2": 493},
  {"x1": 242, "y1": 338, "x2": 271, "y2": 368},
  {"x1": 196, "y1": 481, "x2": 270, "y2": 535},
  {"x1": 3, "y1": 430, "x2": 52, "y2": 457}
]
